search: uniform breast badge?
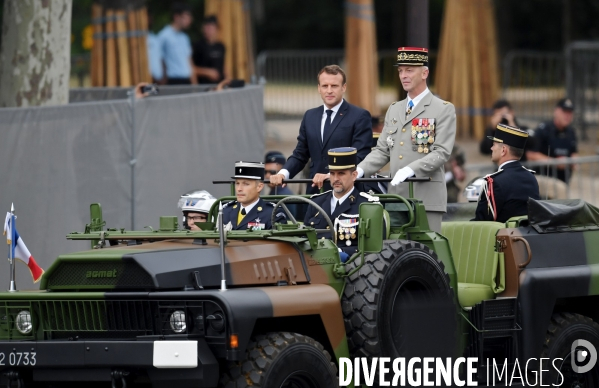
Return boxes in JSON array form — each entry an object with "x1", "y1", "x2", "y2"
[
  {"x1": 411, "y1": 118, "x2": 435, "y2": 153},
  {"x1": 391, "y1": 118, "x2": 397, "y2": 125},
  {"x1": 386, "y1": 128, "x2": 397, "y2": 148},
  {"x1": 248, "y1": 218, "x2": 266, "y2": 231},
  {"x1": 335, "y1": 215, "x2": 359, "y2": 247}
]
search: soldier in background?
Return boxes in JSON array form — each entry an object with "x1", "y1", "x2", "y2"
[{"x1": 445, "y1": 146, "x2": 466, "y2": 203}]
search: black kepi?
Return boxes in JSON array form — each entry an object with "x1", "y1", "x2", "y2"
[
  {"x1": 232, "y1": 161, "x2": 264, "y2": 180},
  {"x1": 487, "y1": 123, "x2": 529, "y2": 149},
  {"x1": 328, "y1": 147, "x2": 357, "y2": 170}
]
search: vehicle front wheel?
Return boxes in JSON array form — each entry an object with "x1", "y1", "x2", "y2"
[
  {"x1": 541, "y1": 312, "x2": 599, "y2": 387},
  {"x1": 220, "y1": 332, "x2": 338, "y2": 388}
]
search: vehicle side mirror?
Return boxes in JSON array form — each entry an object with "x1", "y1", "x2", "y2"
[{"x1": 358, "y1": 202, "x2": 384, "y2": 253}]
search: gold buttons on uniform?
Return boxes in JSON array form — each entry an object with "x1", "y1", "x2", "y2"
[
  {"x1": 399, "y1": 155, "x2": 403, "y2": 159},
  {"x1": 400, "y1": 141, "x2": 404, "y2": 146},
  {"x1": 402, "y1": 128, "x2": 406, "y2": 132},
  {"x1": 326, "y1": 226, "x2": 330, "y2": 229}
]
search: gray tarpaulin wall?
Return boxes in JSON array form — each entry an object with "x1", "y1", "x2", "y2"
[{"x1": 0, "y1": 85, "x2": 264, "y2": 289}]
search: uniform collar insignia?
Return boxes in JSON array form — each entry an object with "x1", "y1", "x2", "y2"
[
  {"x1": 257, "y1": 206, "x2": 262, "y2": 211},
  {"x1": 349, "y1": 195, "x2": 355, "y2": 202}
]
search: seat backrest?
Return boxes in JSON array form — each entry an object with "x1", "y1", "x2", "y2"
[{"x1": 441, "y1": 221, "x2": 504, "y2": 285}]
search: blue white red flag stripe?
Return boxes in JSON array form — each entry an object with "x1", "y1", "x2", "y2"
[{"x1": 3, "y1": 212, "x2": 44, "y2": 283}]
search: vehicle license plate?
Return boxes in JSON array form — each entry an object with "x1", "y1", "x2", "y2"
[{"x1": 0, "y1": 351, "x2": 37, "y2": 366}]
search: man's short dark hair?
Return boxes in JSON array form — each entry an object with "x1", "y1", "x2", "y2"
[
  {"x1": 492, "y1": 99, "x2": 512, "y2": 111},
  {"x1": 203, "y1": 15, "x2": 218, "y2": 27},
  {"x1": 172, "y1": 3, "x2": 192, "y2": 17},
  {"x1": 318, "y1": 65, "x2": 347, "y2": 85},
  {"x1": 507, "y1": 145, "x2": 524, "y2": 160}
]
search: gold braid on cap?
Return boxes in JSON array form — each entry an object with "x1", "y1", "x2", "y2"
[{"x1": 397, "y1": 52, "x2": 429, "y2": 63}]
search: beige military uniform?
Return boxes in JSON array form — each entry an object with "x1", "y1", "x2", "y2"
[{"x1": 358, "y1": 92, "x2": 456, "y2": 229}]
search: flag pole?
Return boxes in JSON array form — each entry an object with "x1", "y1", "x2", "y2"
[{"x1": 8, "y1": 203, "x2": 16, "y2": 292}]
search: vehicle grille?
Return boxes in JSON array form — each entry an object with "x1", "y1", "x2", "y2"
[{"x1": 0, "y1": 300, "x2": 208, "y2": 340}]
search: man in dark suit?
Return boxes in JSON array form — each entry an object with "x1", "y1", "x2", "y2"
[
  {"x1": 222, "y1": 161, "x2": 286, "y2": 230},
  {"x1": 304, "y1": 147, "x2": 367, "y2": 256},
  {"x1": 269, "y1": 65, "x2": 372, "y2": 194},
  {"x1": 474, "y1": 124, "x2": 540, "y2": 223}
]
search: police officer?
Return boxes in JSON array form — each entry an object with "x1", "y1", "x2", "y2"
[
  {"x1": 222, "y1": 161, "x2": 286, "y2": 230},
  {"x1": 264, "y1": 151, "x2": 295, "y2": 196},
  {"x1": 304, "y1": 147, "x2": 368, "y2": 255},
  {"x1": 178, "y1": 190, "x2": 217, "y2": 230},
  {"x1": 474, "y1": 124, "x2": 540, "y2": 223},
  {"x1": 527, "y1": 98, "x2": 578, "y2": 183}
]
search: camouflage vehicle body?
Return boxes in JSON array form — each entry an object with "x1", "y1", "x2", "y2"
[{"x1": 0, "y1": 190, "x2": 598, "y2": 386}]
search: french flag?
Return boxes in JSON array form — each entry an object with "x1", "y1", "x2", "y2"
[{"x1": 3, "y1": 213, "x2": 44, "y2": 283}]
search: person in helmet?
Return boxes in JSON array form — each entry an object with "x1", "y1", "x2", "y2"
[{"x1": 178, "y1": 190, "x2": 217, "y2": 230}]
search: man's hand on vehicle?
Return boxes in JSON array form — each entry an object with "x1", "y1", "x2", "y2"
[
  {"x1": 391, "y1": 167, "x2": 415, "y2": 186},
  {"x1": 312, "y1": 173, "x2": 330, "y2": 189},
  {"x1": 269, "y1": 173, "x2": 287, "y2": 188}
]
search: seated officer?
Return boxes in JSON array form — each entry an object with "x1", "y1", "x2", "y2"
[
  {"x1": 304, "y1": 147, "x2": 367, "y2": 255},
  {"x1": 474, "y1": 123, "x2": 540, "y2": 223},
  {"x1": 222, "y1": 161, "x2": 286, "y2": 230}
]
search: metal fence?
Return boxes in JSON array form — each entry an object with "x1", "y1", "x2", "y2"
[
  {"x1": 501, "y1": 50, "x2": 565, "y2": 126},
  {"x1": 255, "y1": 49, "x2": 438, "y2": 118},
  {"x1": 502, "y1": 43, "x2": 599, "y2": 139},
  {"x1": 465, "y1": 156, "x2": 599, "y2": 206},
  {"x1": 566, "y1": 41, "x2": 599, "y2": 138}
]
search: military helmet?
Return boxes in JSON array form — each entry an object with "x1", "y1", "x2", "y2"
[
  {"x1": 178, "y1": 190, "x2": 217, "y2": 214},
  {"x1": 464, "y1": 177, "x2": 485, "y2": 202}
]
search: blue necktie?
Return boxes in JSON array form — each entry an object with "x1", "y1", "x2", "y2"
[
  {"x1": 406, "y1": 100, "x2": 414, "y2": 117},
  {"x1": 323, "y1": 109, "x2": 333, "y2": 140}
]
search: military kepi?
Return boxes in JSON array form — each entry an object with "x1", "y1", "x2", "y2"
[
  {"x1": 232, "y1": 161, "x2": 264, "y2": 180},
  {"x1": 394, "y1": 47, "x2": 429, "y2": 66},
  {"x1": 328, "y1": 147, "x2": 357, "y2": 170},
  {"x1": 488, "y1": 123, "x2": 529, "y2": 149}
]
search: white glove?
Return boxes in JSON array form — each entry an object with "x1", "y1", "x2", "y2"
[{"x1": 390, "y1": 167, "x2": 415, "y2": 186}]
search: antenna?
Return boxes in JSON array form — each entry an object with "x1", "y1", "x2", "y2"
[
  {"x1": 546, "y1": 145, "x2": 551, "y2": 200},
  {"x1": 8, "y1": 204, "x2": 16, "y2": 292},
  {"x1": 218, "y1": 202, "x2": 227, "y2": 291}
]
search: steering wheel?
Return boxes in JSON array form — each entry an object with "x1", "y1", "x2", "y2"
[{"x1": 270, "y1": 195, "x2": 336, "y2": 244}]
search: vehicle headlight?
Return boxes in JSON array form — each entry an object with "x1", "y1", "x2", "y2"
[
  {"x1": 15, "y1": 311, "x2": 32, "y2": 334},
  {"x1": 169, "y1": 310, "x2": 186, "y2": 333}
]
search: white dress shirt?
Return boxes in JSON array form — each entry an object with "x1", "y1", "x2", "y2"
[
  {"x1": 330, "y1": 189, "x2": 353, "y2": 214},
  {"x1": 407, "y1": 87, "x2": 430, "y2": 112}
]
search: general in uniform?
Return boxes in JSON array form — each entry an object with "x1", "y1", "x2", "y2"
[
  {"x1": 357, "y1": 47, "x2": 457, "y2": 233},
  {"x1": 304, "y1": 147, "x2": 368, "y2": 255},
  {"x1": 222, "y1": 161, "x2": 286, "y2": 230},
  {"x1": 474, "y1": 124, "x2": 540, "y2": 223}
]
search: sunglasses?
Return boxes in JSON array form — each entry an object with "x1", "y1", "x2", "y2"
[{"x1": 265, "y1": 170, "x2": 278, "y2": 175}]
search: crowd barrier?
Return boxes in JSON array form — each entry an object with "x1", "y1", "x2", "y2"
[{"x1": 0, "y1": 85, "x2": 264, "y2": 288}]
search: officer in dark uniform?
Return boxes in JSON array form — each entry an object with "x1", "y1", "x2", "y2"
[
  {"x1": 222, "y1": 161, "x2": 286, "y2": 230},
  {"x1": 527, "y1": 98, "x2": 578, "y2": 183},
  {"x1": 474, "y1": 124, "x2": 540, "y2": 223},
  {"x1": 304, "y1": 147, "x2": 368, "y2": 255}
]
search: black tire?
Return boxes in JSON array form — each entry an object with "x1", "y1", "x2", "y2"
[
  {"x1": 220, "y1": 332, "x2": 338, "y2": 388},
  {"x1": 541, "y1": 312, "x2": 599, "y2": 387},
  {"x1": 342, "y1": 240, "x2": 459, "y2": 359}
]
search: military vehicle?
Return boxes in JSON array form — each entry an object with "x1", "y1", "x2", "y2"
[{"x1": 1, "y1": 182, "x2": 599, "y2": 387}]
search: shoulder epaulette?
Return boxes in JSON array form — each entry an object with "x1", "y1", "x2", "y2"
[
  {"x1": 222, "y1": 200, "x2": 237, "y2": 209},
  {"x1": 522, "y1": 166, "x2": 536, "y2": 174},
  {"x1": 359, "y1": 192, "x2": 380, "y2": 202},
  {"x1": 484, "y1": 170, "x2": 503, "y2": 179},
  {"x1": 265, "y1": 201, "x2": 276, "y2": 206},
  {"x1": 391, "y1": 101, "x2": 397, "y2": 105},
  {"x1": 310, "y1": 190, "x2": 332, "y2": 198}
]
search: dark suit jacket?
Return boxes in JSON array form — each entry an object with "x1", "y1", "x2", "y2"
[
  {"x1": 222, "y1": 198, "x2": 286, "y2": 230},
  {"x1": 283, "y1": 100, "x2": 372, "y2": 194},
  {"x1": 474, "y1": 161, "x2": 540, "y2": 223},
  {"x1": 304, "y1": 188, "x2": 367, "y2": 253}
]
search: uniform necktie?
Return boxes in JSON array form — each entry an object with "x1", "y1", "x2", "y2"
[
  {"x1": 323, "y1": 109, "x2": 333, "y2": 140},
  {"x1": 406, "y1": 100, "x2": 414, "y2": 117},
  {"x1": 237, "y1": 207, "x2": 246, "y2": 224},
  {"x1": 333, "y1": 200, "x2": 339, "y2": 213}
]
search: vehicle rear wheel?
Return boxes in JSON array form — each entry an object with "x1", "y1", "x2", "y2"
[
  {"x1": 541, "y1": 312, "x2": 599, "y2": 387},
  {"x1": 342, "y1": 240, "x2": 459, "y2": 359},
  {"x1": 220, "y1": 332, "x2": 338, "y2": 388}
]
